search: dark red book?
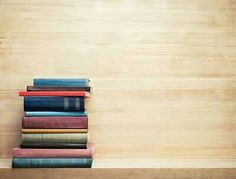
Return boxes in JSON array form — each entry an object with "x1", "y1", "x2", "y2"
[
  {"x1": 19, "y1": 91, "x2": 90, "y2": 97},
  {"x1": 13, "y1": 143, "x2": 94, "y2": 158},
  {"x1": 22, "y1": 116, "x2": 88, "y2": 129},
  {"x1": 27, "y1": 86, "x2": 91, "y2": 92}
]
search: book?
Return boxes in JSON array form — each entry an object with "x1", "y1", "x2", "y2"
[
  {"x1": 20, "y1": 143, "x2": 87, "y2": 149},
  {"x1": 24, "y1": 96, "x2": 85, "y2": 112},
  {"x1": 13, "y1": 143, "x2": 94, "y2": 158},
  {"x1": 12, "y1": 158, "x2": 92, "y2": 168},
  {"x1": 22, "y1": 129, "x2": 88, "y2": 133},
  {"x1": 19, "y1": 91, "x2": 90, "y2": 97},
  {"x1": 22, "y1": 116, "x2": 88, "y2": 129},
  {"x1": 22, "y1": 133, "x2": 88, "y2": 143},
  {"x1": 27, "y1": 86, "x2": 91, "y2": 92},
  {"x1": 33, "y1": 78, "x2": 90, "y2": 87},
  {"x1": 25, "y1": 111, "x2": 87, "y2": 117}
]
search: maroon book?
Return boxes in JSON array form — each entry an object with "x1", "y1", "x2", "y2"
[
  {"x1": 13, "y1": 143, "x2": 94, "y2": 158},
  {"x1": 22, "y1": 116, "x2": 88, "y2": 129}
]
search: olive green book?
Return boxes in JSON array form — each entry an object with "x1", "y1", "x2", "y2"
[{"x1": 22, "y1": 133, "x2": 88, "y2": 144}]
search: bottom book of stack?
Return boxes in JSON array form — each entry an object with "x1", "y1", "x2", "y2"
[{"x1": 12, "y1": 143, "x2": 94, "y2": 168}]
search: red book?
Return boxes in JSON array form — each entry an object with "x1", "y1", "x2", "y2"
[
  {"x1": 19, "y1": 91, "x2": 90, "y2": 97},
  {"x1": 12, "y1": 143, "x2": 94, "y2": 158},
  {"x1": 22, "y1": 116, "x2": 88, "y2": 129}
]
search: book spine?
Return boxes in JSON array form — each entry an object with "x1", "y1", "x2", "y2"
[
  {"x1": 12, "y1": 158, "x2": 92, "y2": 168},
  {"x1": 24, "y1": 96, "x2": 85, "y2": 112},
  {"x1": 25, "y1": 111, "x2": 88, "y2": 117},
  {"x1": 13, "y1": 146, "x2": 93, "y2": 158},
  {"x1": 22, "y1": 116, "x2": 88, "y2": 129},
  {"x1": 20, "y1": 143, "x2": 87, "y2": 149},
  {"x1": 19, "y1": 91, "x2": 89, "y2": 97},
  {"x1": 33, "y1": 78, "x2": 90, "y2": 87},
  {"x1": 27, "y1": 86, "x2": 91, "y2": 92},
  {"x1": 22, "y1": 133, "x2": 88, "y2": 143},
  {"x1": 22, "y1": 129, "x2": 88, "y2": 133}
]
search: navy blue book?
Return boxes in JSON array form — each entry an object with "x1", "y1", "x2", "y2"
[
  {"x1": 34, "y1": 78, "x2": 90, "y2": 87},
  {"x1": 12, "y1": 158, "x2": 92, "y2": 168},
  {"x1": 24, "y1": 96, "x2": 85, "y2": 112},
  {"x1": 25, "y1": 111, "x2": 88, "y2": 117}
]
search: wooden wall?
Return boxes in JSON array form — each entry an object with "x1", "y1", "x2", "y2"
[{"x1": 0, "y1": 0, "x2": 236, "y2": 166}]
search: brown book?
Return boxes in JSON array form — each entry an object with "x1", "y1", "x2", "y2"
[
  {"x1": 22, "y1": 129, "x2": 88, "y2": 133},
  {"x1": 27, "y1": 86, "x2": 91, "y2": 92}
]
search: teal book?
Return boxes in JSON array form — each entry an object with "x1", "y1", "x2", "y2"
[
  {"x1": 34, "y1": 78, "x2": 90, "y2": 87},
  {"x1": 25, "y1": 111, "x2": 87, "y2": 117},
  {"x1": 12, "y1": 158, "x2": 92, "y2": 168}
]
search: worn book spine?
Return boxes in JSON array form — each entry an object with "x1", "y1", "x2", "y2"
[
  {"x1": 25, "y1": 111, "x2": 87, "y2": 117},
  {"x1": 22, "y1": 129, "x2": 88, "y2": 133},
  {"x1": 33, "y1": 78, "x2": 90, "y2": 87},
  {"x1": 12, "y1": 158, "x2": 93, "y2": 168},
  {"x1": 13, "y1": 144, "x2": 94, "y2": 158},
  {"x1": 20, "y1": 143, "x2": 87, "y2": 149},
  {"x1": 22, "y1": 133, "x2": 88, "y2": 143},
  {"x1": 24, "y1": 96, "x2": 85, "y2": 112},
  {"x1": 22, "y1": 116, "x2": 88, "y2": 129},
  {"x1": 27, "y1": 86, "x2": 91, "y2": 92},
  {"x1": 19, "y1": 91, "x2": 90, "y2": 97}
]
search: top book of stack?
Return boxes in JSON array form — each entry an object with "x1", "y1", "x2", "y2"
[{"x1": 27, "y1": 78, "x2": 91, "y2": 92}]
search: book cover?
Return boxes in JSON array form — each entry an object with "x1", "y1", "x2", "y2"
[
  {"x1": 13, "y1": 143, "x2": 94, "y2": 158},
  {"x1": 20, "y1": 143, "x2": 87, "y2": 149},
  {"x1": 12, "y1": 158, "x2": 92, "y2": 168},
  {"x1": 27, "y1": 86, "x2": 91, "y2": 92},
  {"x1": 22, "y1": 129, "x2": 88, "y2": 133},
  {"x1": 33, "y1": 78, "x2": 90, "y2": 87},
  {"x1": 22, "y1": 116, "x2": 88, "y2": 129},
  {"x1": 25, "y1": 111, "x2": 87, "y2": 117},
  {"x1": 19, "y1": 91, "x2": 90, "y2": 97},
  {"x1": 22, "y1": 133, "x2": 88, "y2": 143},
  {"x1": 24, "y1": 96, "x2": 85, "y2": 112}
]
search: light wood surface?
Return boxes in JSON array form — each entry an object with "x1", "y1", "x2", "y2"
[
  {"x1": 0, "y1": 168, "x2": 235, "y2": 179},
  {"x1": 0, "y1": 0, "x2": 236, "y2": 172}
]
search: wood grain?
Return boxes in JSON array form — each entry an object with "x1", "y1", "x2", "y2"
[
  {"x1": 0, "y1": 0, "x2": 236, "y2": 171},
  {"x1": 0, "y1": 168, "x2": 235, "y2": 179}
]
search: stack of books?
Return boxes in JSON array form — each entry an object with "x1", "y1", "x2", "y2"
[{"x1": 12, "y1": 78, "x2": 94, "y2": 168}]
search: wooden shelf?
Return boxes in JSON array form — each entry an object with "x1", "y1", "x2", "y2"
[{"x1": 0, "y1": 159, "x2": 236, "y2": 179}]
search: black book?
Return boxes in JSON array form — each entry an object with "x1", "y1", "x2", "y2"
[{"x1": 20, "y1": 143, "x2": 87, "y2": 149}]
